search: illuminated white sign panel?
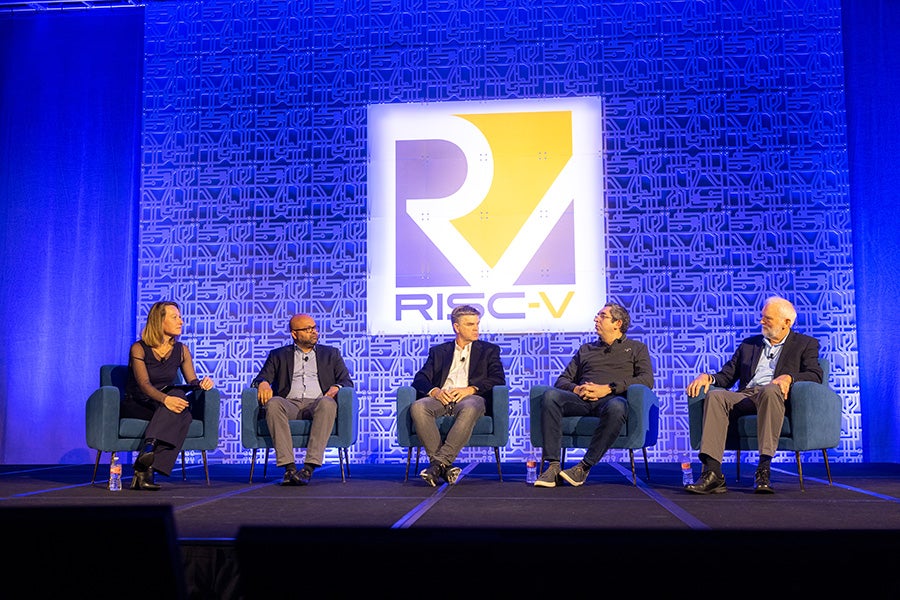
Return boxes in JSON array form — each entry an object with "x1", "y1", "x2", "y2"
[{"x1": 367, "y1": 97, "x2": 606, "y2": 334}]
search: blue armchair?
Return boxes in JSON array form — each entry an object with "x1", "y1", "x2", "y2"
[
  {"x1": 688, "y1": 358, "x2": 841, "y2": 491},
  {"x1": 85, "y1": 364, "x2": 221, "y2": 485},
  {"x1": 241, "y1": 386, "x2": 358, "y2": 483},
  {"x1": 396, "y1": 385, "x2": 510, "y2": 481},
  {"x1": 529, "y1": 384, "x2": 659, "y2": 485}
]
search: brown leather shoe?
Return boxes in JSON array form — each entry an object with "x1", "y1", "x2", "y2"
[{"x1": 685, "y1": 470, "x2": 727, "y2": 494}]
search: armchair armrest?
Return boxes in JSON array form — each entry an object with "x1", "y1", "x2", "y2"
[
  {"x1": 85, "y1": 386, "x2": 123, "y2": 450},
  {"x1": 334, "y1": 386, "x2": 358, "y2": 446},
  {"x1": 241, "y1": 387, "x2": 262, "y2": 449},
  {"x1": 622, "y1": 384, "x2": 659, "y2": 448},
  {"x1": 489, "y1": 385, "x2": 510, "y2": 445},
  {"x1": 788, "y1": 381, "x2": 842, "y2": 450},
  {"x1": 194, "y1": 387, "x2": 221, "y2": 449},
  {"x1": 395, "y1": 385, "x2": 416, "y2": 447}
]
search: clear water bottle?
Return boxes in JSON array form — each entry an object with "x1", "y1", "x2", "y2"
[
  {"x1": 108, "y1": 452, "x2": 122, "y2": 492},
  {"x1": 681, "y1": 455, "x2": 693, "y2": 487},
  {"x1": 525, "y1": 455, "x2": 537, "y2": 484}
]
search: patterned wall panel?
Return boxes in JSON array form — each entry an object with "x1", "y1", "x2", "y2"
[{"x1": 141, "y1": 0, "x2": 858, "y2": 466}]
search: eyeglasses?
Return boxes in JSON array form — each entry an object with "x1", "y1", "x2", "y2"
[{"x1": 291, "y1": 326, "x2": 318, "y2": 333}]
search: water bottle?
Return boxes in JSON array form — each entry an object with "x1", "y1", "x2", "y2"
[
  {"x1": 108, "y1": 452, "x2": 122, "y2": 492},
  {"x1": 681, "y1": 455, "x2": 693, "y2": 487},
  {"x1": 525, "y1": 455, "x2": 537, "y2": 484}
]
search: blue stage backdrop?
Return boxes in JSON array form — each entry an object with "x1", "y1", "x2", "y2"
[
  {"x1": 135, "y1": 0, "x2": 857, "y2": 467},
  {"x1": 8, "y1": 0, "x2": 892, "y2": 467}
]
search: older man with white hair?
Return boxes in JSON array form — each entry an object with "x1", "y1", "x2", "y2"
[{"x1": 685, "y1": 296, "x2": 823, "y2": 494}]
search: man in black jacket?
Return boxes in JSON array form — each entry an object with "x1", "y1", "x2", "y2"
[
  {"x1": 252, "y1": 313, "x2": 353, "y2": 486},
  {"x1": 685, "y1": 296, "x2": 823, "y2": 495},
  {"x1": 410, "y1": 305, "x2": 506, "y2": 486}
]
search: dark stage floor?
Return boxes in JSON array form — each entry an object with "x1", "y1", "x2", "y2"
[{"x1": 2, "y1": 460, "x2": 899, "y2": 598}]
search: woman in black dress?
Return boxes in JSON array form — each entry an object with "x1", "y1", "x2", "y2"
[{"x1": 123, "y1": 301, "x2": 215, "y2": 490}]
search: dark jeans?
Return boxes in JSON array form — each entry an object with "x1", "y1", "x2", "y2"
[{"x1": 540, "y1": 387, "x2": 627, "y2": 467}]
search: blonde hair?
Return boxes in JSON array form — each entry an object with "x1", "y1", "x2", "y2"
[{"x1": 141, "y1": 301, "x2": 179, "y2": 347}]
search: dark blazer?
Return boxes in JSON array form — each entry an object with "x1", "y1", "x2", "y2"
[
  {"x1": 412, "y1": 339, "x2": 506, "y2": 412},
  {"x1": 711, "y1": 330, "x2": 823, "y2": 392},
  {"x1": 251, "y1": 343, "x2": 353, "y2": 398}
]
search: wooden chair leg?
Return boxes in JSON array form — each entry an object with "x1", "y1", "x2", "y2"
[
  {"x1": 201, "y1": 450, "x2": 210, "y2": 486},
  {"x1": 493, "y1": 447, "x2": 503, "y2": 481},
  {"x1": 338, "y1": 448, "x2": 347, "y2": 483},
  {"x1": 249, "y1": 448, "x2": 258, "y2": 483},
  {"x1": 414, "y1": 447, "x2": 422, "y2": 474},
  {"x1": 796, "y1": 450, "x2": 805, "y2": 492},
  {"x1": 822, "y1": 448, "x2": 833, "y2": 485},
  {"x1": 404, "y1": 448, "x2": 413, "y2": 482},
  {"x1": 641, "y1": 447, "x2": 650, "y2": 480},
  {"x1": 263, "y1": 448, "x2": 270, "y2": 480},
  {"x1": 91, "y1": 450, "x2": 103, "y2": 484},
  {"x1": 628, "y1": 449, "x2": 637, "y2": 485}
]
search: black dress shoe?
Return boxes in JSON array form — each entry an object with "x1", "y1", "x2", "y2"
[
  {"x1": 131, "y1": 467, "x2": 161, "y2": 491},
  {"x1": 754, "y1": 466, "x2": 775, "y2": 494},
  {"x1": 685, "y1": 470, "x2": 727, "y2": 494},
  {"x1": 135, "y1": 438, "x2": 157, "y2": 470}
]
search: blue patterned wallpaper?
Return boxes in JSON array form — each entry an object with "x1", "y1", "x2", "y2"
[{"x1": 139, "y1": 0, "x2": 857, "y2": 466}]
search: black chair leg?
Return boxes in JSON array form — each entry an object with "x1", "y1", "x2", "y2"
[
  {"x1": 91, "y1": 450, "x2": 103, "y2": 484},
  {"x1": 641, "y1": 447, "x2": 650, "y2": 480},
  {"x1": 736, "y1": 450, "x2": 742, "y2": 482},
  {"x1": 493, "y1": 447, "x2": 503, "y2": 481},
  {"x1": 338, "y1": 448, "x2": 347, "y2": 483},
  {"x1": 795, "y1": 450, "x2": 806, "y2": 492},
  {"x1": 181, "y1": 451, "x2": 187, "y2": 480},
  {"x1": 822, "y1": 448, "x2": 833, "y2": 485},
  {"x1": 263, "y1": 448, "x2": 270, "y2": 480},
  {"x1": 404, "y1": 448, "x2": 413, "y2": 482},
  {"x1": 248, "y1": 448, "x2": 258, "y2": 483}
]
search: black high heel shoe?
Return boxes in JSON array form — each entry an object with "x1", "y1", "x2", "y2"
[
  {"x1": 131, "y1": 467, "x2": 161, "y2": 491},
  {"x1": 135, "y1": 438, "x2": 157, "y2": 470}
]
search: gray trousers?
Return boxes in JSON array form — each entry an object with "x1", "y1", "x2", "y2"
[
  {"x1": 699, "y1": 383, "x2": 786, "y2": 462},
  {"x1": 410, "y1": 394, "x2": 485, "y2": 467},
  {"x1": 265, "y1": 395, "x2": 337, "y2": 468}
]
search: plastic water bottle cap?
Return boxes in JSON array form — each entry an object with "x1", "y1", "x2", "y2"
[
  {"x1": 526, "y1": 459, "x2": 536, "y2": 468},
  {"x1": 681, "y1": 462, "x2": 691, "y2": 469}
]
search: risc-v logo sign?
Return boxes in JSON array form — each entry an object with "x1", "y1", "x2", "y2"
[{"x1": 367, "y1": 97, "x2": 606, "y2": 334}]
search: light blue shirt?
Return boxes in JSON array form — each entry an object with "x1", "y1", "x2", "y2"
[
  {"x1": 287, "y1": 346, "x2": 324, "y2": 399},
  {"x1": 747, "y1": 339, "x2": 785, "y2": 388}
]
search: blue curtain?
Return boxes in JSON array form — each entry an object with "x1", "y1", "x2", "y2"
[
  {"x1": 843, "y1": 1, "x2": 900, "y2": 462},
  {"x1": 0, "y1": 2, "x2": 898, "y2": 464},
  {"x1": 0, "y1": 9, "x2": 142, "y2": 463}
]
